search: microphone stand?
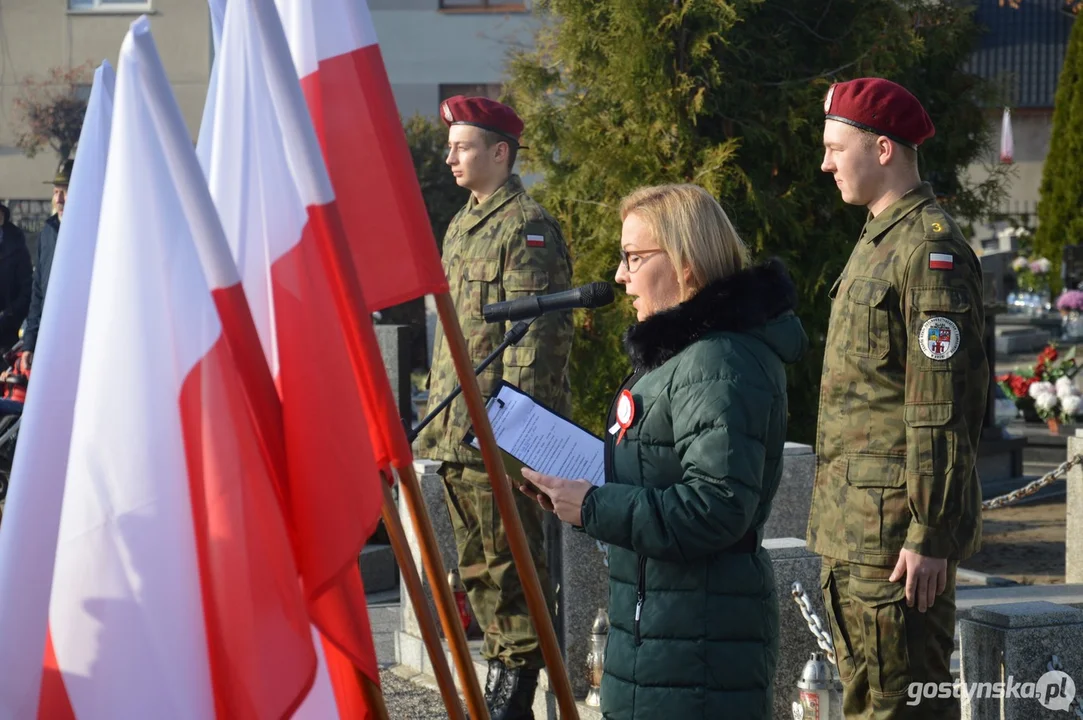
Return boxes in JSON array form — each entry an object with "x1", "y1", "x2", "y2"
[{"x1": 407, "y1": 316, "x2": 536, "y2": 443}]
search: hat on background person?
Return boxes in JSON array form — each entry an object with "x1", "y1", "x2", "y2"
[
  {"x1": 823, "y1": 78, "x2": 935, "y2": 149},
  {"x1": 45, "y1": 158, "x2": 74, "y2": 187},
  {"x1": 440, "y1": 95, "x2": 528, "y2": 149}
]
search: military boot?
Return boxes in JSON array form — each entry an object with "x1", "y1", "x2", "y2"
[
  {"x1": 484, "y1": 659, "x2": 505, "y2": 706},
  {"x1": 489, "y1": 666, "x2": 538, "y2": 720}
]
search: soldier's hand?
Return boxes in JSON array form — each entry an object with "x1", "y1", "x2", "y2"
[
  {"x1": 889, "y1": 549, "x2": 948, "y2": 612},
  {"x1": 520, "y1": 468, "x2": 591, "y2": 526}
]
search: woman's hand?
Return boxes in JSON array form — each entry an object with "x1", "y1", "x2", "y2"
[{"x1": 519, "y1": 468, "x2": 593, "y2": 527}]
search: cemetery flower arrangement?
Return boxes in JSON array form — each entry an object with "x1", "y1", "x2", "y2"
[
  {"x1": 1012, "y1": 255, "x2": 1053, "y2": 293},
  {"x1": 997, "y1": 344, "x2": 1082, "y2": 422},
  {"x1": 1056, "y1": 290, "x2": 1083, "y2": 313}
]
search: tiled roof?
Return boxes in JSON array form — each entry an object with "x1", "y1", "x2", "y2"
[{"x1": 967, "y1": 0, "x2": 1076, "y2": 108}]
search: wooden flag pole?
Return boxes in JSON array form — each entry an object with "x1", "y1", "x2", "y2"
[
  {"x1": 434, "y1": 292, "x2": 579, "y2": 719},
  {"x1": 380, "y1": 480, "x2": 469, "y2": 720},
  {"x1": 393, "y1": 462, "x2": 492, "y2": 719},
  {"x1": 360, "y1": 673, "x2": 391, "y2": 720}
]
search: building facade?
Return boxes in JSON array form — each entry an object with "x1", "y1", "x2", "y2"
[
  {"x1": 964, "y1": 0, "x2": 1076, "y2": 226},
  {"x1": 0, "y1": 0, "x2": 209, "y2": 230},
  {"x1": 369, "y1": 0, "x2": 539, "y2": 120}
]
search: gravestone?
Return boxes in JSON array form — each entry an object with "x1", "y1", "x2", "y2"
[
  {"x1": 1067, "y1": 434, "x2": 1083, "y2": 584},
  {"x1": 764, "y1": 442, "x2": 815, "y2": 541},
  {"x1": 959, "y1": 601, "x2": 1083, "y2": 719},
  {"x1": 374, "y1": 323, "x2": 413, "y2": 426}
]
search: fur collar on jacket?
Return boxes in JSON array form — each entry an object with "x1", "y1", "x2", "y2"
[{"x1": 623, "y1": 258, "x2": 798, "y2": 370}]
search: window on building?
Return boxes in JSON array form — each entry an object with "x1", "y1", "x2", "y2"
[
  {"x1": 439, "y1": 0, "x2": 527, "y2": 11},
  {"x1": 438, "y1": 84, "x2": 504, "y2": 103},
  {"x1": 69, "y1": 0, "x2": 151, "y2": 12}
]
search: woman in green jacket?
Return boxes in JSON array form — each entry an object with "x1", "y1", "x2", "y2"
[{"x1": 522, "y1": 184, "x2": 807, "y2": 719}]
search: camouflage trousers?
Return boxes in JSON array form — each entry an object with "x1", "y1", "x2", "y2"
[
  {"x1": 820, "y1": 557, "x2": 959, "y2": 720},
  {"x1": 439, "y1": 462, "x2": 553, "y2": 670}
]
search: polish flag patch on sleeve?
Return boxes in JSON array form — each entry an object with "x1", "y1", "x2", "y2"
[
  {"x1": 526, "y1": 233, "x2": 546, "y2": 248},
  {"x1": 929, "y1": 252, "x2": 954, "y2": 270}
]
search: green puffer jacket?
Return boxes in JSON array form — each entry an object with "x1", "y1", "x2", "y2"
[{"x1": 581, "y1": 260, "x2": 808, "y2": 720}]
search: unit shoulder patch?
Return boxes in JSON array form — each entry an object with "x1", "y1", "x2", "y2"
[{"x1": 919, "y1": 316, "x2": 961, "y2": 361}]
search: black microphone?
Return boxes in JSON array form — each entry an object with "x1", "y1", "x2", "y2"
[{"x1": 483, "y1": 282, "x2": 615, "y2": 323}]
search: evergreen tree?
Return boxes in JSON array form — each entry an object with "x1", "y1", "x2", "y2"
[
  {"x1": 506, "y1": 0, "x2": 1006, "y2": 441},
  {"x1": 1034, "y1": 12, "x2": 1083, "y2": 291}
]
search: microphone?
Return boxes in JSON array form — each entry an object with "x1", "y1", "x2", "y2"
[{"x1": 483, "y1": 282, "x2": 615, "y2": 323}]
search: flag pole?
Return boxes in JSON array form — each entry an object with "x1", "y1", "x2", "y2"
[
  {"x1": 380, "y1": 479, "x2": 467, "y2": 720},
  {"x1": 360, "y1": 665, "x2": 391, "y2": 719},
  {"x1": 393, "y1": 462, "x2": 490, "y2": 718},
  {"x1": 433, "y1": 292, "x2": 579, "y2": 720}
]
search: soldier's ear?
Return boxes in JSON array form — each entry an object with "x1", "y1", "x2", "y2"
[{"x1": 877, "y1": 136, "x2": 896, "y2": 167}]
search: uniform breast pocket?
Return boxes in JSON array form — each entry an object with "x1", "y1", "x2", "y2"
[
  {"x1": 503, "y1": 269, "x2": 549, "y2": 299},
  {"x1": 909, "y1": 287, "x2": 970, "y2": 371},
  {"x1": 843, "y1": 277, "x2": 892, "y2": 359},
  {"x1": 463, "y1": 260, "x2": 500, "y2": 320}
]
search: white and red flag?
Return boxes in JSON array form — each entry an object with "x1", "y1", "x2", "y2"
[
  {"x1": 201, "y1": 0, "x2": 388, "y2": 714},
  {"x1": 275, "y1": 0, "x2": 452, "y2": 470},
  {"x1": 0, "y1": 59, "x2": 115, "y2": 719},
  {"x1": 11, "y1": 17, "x2": 317, "y2": 718},
  {"x1": 276, "y1": 0, "x2": 449, "y2": 313},
  {"x1": 1000, "y1": 106, "x2": 1014, "y2": 164}
]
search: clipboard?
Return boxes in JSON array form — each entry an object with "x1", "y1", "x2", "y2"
[{"x1": 461, "y1": 381, "x2": 605, "y2": 487}]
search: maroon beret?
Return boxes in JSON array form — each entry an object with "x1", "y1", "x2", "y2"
[
  {"x1": 823, "y1": 78, "x2": 935, "y2": 149},
  {"x1": 440, "y1": 95, "x2": 525, "y2": 145}
]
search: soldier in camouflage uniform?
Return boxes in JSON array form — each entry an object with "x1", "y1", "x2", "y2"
[
  {"x1": 807, "y1": 78, "x2": 989, "y2": 719},
  {"x1": 415, "y1": 95, "x2": 573, "y2": 720}
]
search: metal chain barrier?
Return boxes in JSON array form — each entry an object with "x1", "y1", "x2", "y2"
[
  {"x1": 982, "y1": 453, "x2": 1083, "y2": 511},
  {"x1": 1048, "y1": 655, "x2": 1083, "y2": 719},
  {"x1": 791, "y1": 581, "x2": 836, "y2": 666}
]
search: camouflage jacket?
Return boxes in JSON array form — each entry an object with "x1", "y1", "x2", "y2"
[
  {"x1": 806, "y1": 183, "x2": 989, "y2": 566},
  {"x1": 415, "y1": 174, "x2": 574, "y2": 465}
]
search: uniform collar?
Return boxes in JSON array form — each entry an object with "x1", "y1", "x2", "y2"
[
  {"x1": 860, "y1": 182, "x2": 935, "y2": 244},
  {"x1": 458, "y1": 174, "x2": 525, "y2": 234}
]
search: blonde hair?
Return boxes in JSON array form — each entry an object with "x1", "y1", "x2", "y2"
[{"x1": 619, "y1": 184, "x2": 748, "y2": 299}]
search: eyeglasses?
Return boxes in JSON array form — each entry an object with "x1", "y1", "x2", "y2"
[{"x1": 619, "y1": 248, "x2": 667, "y2": 273}]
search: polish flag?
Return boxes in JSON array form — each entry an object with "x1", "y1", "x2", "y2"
[
  {"x1": 1000, "y1": 106, "x2": 1014, "y2": 164},
  {"x1": 275, "y1": 0, "x2": 449, "y2": 315},
  {"x1": 201, "y1": 0, "x2": 386, "y2": 710},
  {"x1": 270, "y1": 0, "x2": 440, "y2": 469},
  {"x1": 32, "y1": 17, "x2": 315, "y2": 718},
  {"x1": 0, "y1": 60, "x2": 115, "y2": 718}
]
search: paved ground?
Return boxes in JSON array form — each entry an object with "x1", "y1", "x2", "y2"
[
  {"x1": 379, "y1": 667, "x2": 456, "y2": 719},
  {"x1": 963, "y1": 493, "x2": 1067, "y2": 585},
  {"x1": 369, "y1": 588, "x2": 454, "y2": 718}
]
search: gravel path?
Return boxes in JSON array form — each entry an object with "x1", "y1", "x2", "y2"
[{"x1": 380, "y1": 668, "x2": 466, "y2": 719}]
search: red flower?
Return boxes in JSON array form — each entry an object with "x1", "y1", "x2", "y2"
[{"x1": 1004, "y1": 374, "x2": 1037, "y2": 399}]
